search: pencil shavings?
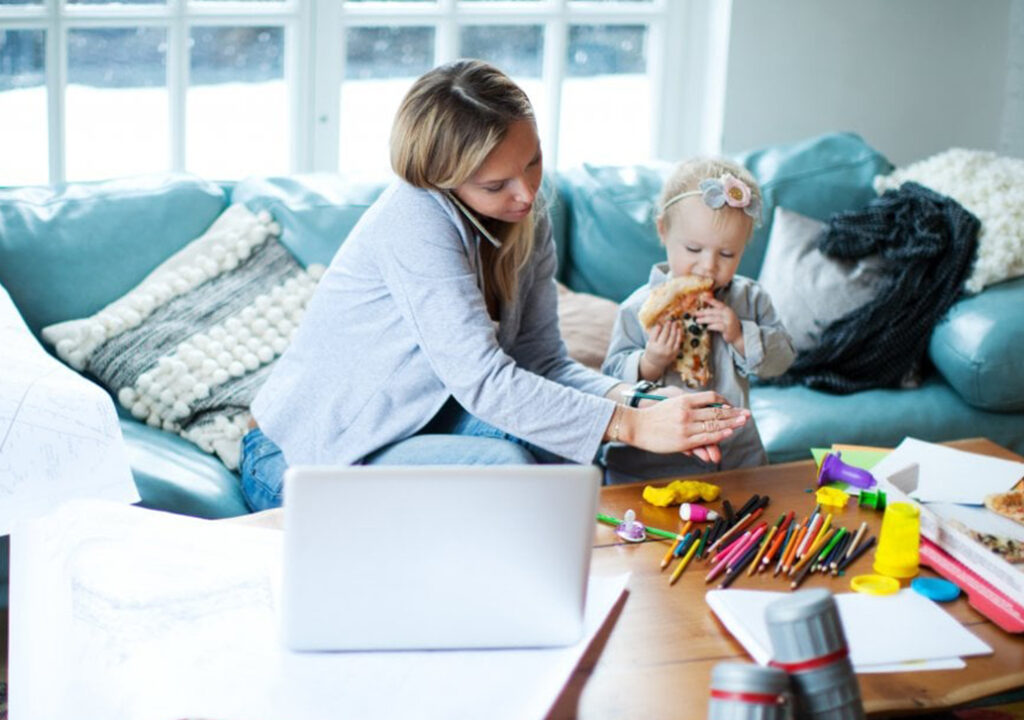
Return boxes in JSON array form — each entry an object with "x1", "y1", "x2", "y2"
[{"x1": 642, "y1": 479, "x2": 720, "y2": 507}]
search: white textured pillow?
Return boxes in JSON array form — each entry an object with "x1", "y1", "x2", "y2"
[
  {"x1": 42, "y1": 204, "x2": 324, "y2": 470},
  {"x1": 757, "y1": 207, "x2": 883, "y2": 352},
  {"x1": 874, "y1": 148, "x2": 1024, "y2": 293}
]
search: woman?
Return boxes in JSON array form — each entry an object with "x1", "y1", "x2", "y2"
[{"x1": 241, "y1": 59, "x2": 748, "y2": 511}]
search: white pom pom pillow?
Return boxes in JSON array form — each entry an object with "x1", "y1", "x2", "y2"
[{"x1": 42, "y1": 203, "x2": 324, "y2": 470}]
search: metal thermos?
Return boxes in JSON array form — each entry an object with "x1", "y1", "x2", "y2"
[
  {"x1": 707, "y1": 662, "x2": 791, "y2": 720},
  {"x1": 765, "y1": 588, "x2": 864, "y2": 720}
]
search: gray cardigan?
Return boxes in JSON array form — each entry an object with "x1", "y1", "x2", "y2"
[{"x1": 251, "y1": 180, "x2": 619, "y2": 466}]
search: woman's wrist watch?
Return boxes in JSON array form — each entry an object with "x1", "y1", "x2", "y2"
[{"x1": 627, "y1": 380, "x2": 658, "y2": 407}]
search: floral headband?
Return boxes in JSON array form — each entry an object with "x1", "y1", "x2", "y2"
[{"x1": 662, "y1": 173, "x2": 763, "y2": 224}]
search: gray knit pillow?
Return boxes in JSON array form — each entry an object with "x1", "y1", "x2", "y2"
[
  {"x1": 757, "y1": 206, "x2": 883, "y2": 352},
  {"x1": 42, "y1": 204, "x2": 324, "y2": 470}
]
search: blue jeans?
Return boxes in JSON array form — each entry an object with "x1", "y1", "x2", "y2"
[{"x1": 238, "y1": 399, "x2": 566, "y2": 512}]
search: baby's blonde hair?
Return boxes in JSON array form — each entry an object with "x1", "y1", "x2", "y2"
[
  {"x1": 391, "y1": 59, "x2": 537, "y2": 306},
  {"x1": 657, "y1": 157, "x2": 762, "y2": 237}
]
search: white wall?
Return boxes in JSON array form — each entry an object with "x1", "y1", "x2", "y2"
[{"x1": 719, "y1": 0, "x2": 1017, "y2": 165}]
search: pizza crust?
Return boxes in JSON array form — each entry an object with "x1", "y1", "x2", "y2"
[
  {"x1": 985, "y1": 489, "x2": 1024, "y2": 527},
  {"x1": 638, "y1": 275, "x2": 714, "y2": 389}
]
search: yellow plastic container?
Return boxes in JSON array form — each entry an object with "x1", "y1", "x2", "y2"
[{"x1": 873, "y1": 501, "x2": 920, "y2": 578}]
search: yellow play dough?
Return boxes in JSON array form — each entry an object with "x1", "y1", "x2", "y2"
[{"x1": 642, "y1": 479, "x2": 720, "y2": 507}]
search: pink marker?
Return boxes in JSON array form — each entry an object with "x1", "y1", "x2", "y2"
[{"x1": 679, "y1": 503, "x2": 721, "y2": 523}]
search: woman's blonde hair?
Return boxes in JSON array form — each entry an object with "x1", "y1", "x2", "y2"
[
  {"x1": 391, "y1": 59, "x2": 537, "y2": 306},
  {"x1": 657, "y1": 157, "x2": 762, "y2": 237}
]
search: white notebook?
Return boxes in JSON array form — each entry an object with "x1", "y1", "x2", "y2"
[{"x1": 706, "y1": 588, "x2": 992, "y2": 673}]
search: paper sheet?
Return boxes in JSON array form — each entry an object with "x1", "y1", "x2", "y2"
[
  {"x1": 0, "y1": 287, "x2": 138, "y2": 533},
  {"x1": 706, "y1": 588, "x2": 991, "y2": 673},
  {"x1": 10, "y1": 500, "x2": 628, "y2": 720},
  {"x1": 871, "y1": 437, "x2": 1024, "y2": 505}
]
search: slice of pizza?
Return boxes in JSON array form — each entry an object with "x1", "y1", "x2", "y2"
[
  {"x1": 985, "y1": 489, "x2": 1024, "y2": 528},
  {"x1": 638, "y1": 274, "x2": 714, "y2": 388}
]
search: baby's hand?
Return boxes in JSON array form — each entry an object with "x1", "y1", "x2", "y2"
[
  {"x1": 642, "y1": 320, "x2": 683, "y2": 375},
  {"x1": 697, "y1": 298, "x2": 743, "y2": 349}
]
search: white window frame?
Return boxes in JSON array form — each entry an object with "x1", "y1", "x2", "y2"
[{"x1": 0, "y1": 0, "x2": 730, "y2": 184}]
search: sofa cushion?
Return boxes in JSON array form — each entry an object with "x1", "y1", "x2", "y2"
[
  {"x1": 0, "y1": 173, "x2": 227, "y2": 336},
  {"x1": 41, "y1": 204, "x2": 324, "y2": 470},
  {"x1": 556, "y1": 282, "x2": 618, "y2": 370},
  {"x1": 757, "y1": 206, "x2": 883, "y2": 352},
  {"x1": 736, "y1": 131, "x2": 894, "y2": 280},
  {"x1": 556, "y1": 162, "x2": 673, "y2": 302},
  {"x1": 230, "y1": 175, "x2": 387, "y2": 268},
  {"x1": 929, "y1": 276, "x2": 1024, "y2": 412},
  {"x1": 751, "y1": 375, "x2": 1024, "y2": 464}
]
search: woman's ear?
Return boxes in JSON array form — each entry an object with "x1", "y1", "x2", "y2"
[{"x1": 656, "y1": 215, "x2": 667, "y2": 244}]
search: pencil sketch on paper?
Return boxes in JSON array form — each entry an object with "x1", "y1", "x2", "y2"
[{"x1": 0, "y1": 286, "x2": 138, "y2": 532}]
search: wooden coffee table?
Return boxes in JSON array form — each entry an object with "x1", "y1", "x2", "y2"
[{"x1": 547, "y1": 437, "x2": 1024, "y2": 719}]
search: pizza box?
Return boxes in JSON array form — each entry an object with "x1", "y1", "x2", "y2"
[{"x1": 885, "y1": 463, "x2": 1024, "y2": 612}]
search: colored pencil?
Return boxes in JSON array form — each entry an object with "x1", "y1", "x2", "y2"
[
  {"x1": 748, "y1": 515, "x2": 784, "y2": 576},
  {"x1": 695, "y1": 526, "x2": 711, "y2": 560},
  {"x1": 790, "y1": 527, "x2": 836, "y2": 579},
  {"x1": 796, "y1": 514, "x2": 822, "y2": 559},
  {"x1": 827, "y1": 532, "x2": 853, "y2": 574},
  {"x1": 814, "y1": 527, "x2": 846, "y2": 572},
  {"x1": 845, "y1": 521, "x2": 869, "y2": 561},
  {"x1": 660, "y1": 534, "x2": 685, "y2": 570},
  {"x1": 760, "y1": 511, "x2": 795, "y2": 571},
  {"x1": 706, "y1": 506, "x2": 764, "y2": 555},
  {"x1": 836, "y1": 535, "x2": 876, "y2": 575},
  {"x1": 596, "y1": 513, "x2": 677, "y2": 541},
  {"x1": 720, "y1": 541, "x2": 762, "y2": 589},
  {"x1": 669, "y1": 535, "x2": 701, "y2": 585},
  {"x1": 781, "y1": 523, "x2": 807, "y2": 576}
]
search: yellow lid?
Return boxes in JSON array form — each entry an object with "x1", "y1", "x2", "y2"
[{"x1": 850, "y1": 574, "x2": 900, "y2": 595}]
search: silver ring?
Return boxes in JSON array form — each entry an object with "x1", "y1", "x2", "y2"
[{"x1": 702, "y1": 420, "x2": 710, "y2": 433}]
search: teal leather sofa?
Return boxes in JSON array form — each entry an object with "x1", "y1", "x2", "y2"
[{"x1": 2, "y1": 132, "x2": 1023, "y2": 527}]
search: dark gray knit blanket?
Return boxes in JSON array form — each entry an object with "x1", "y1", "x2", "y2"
[{"x1": 772, "y1": 181, "x2": 979, "y2": 393}]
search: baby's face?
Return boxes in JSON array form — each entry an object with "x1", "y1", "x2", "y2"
[{"x1": 659, "y1": 198, "x2": 751, "y2": 290}]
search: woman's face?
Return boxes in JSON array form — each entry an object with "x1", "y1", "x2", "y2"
[{"x1": 454, "y1": 119, "x2": 543, "y2": 224}]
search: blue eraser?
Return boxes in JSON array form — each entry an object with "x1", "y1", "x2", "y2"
[{"x1": 911, "y1": 577, "x2": 961, "y2": 603}]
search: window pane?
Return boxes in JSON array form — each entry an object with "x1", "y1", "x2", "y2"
[
  {"x1": 67, "y1": 0, "x2": 165, "y2": 6},
  {"x1": 458, "y1": 24, "x2": 545, "y2": 149},
  {"x1": 559, "y1": 24, "x2": 649, "y2": 168},
  {"x1": 340, "y1": 26, "x2": 434, "y2": 178},
  {"x1": 0, "y1": 30, "x2": 47, "y2": 185},
  {"x1": 66, "y1": 28, "x2": 169, "y2": 181},
  {"x1": 459, "y1": 25, "x2": 542, "y2": 78},
  {"x1": 187, "y1": 26, "x2": 287, "y2": 178},
  {"x1": 0, "y1": 0, "x2": 42, "y2": 6}
]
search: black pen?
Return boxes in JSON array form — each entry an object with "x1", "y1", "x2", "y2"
[{"x1": 735, "y1": 494, "x2": 760, "y2": 519}]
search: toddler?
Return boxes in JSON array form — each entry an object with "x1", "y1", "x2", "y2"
[{"x1": 601, "y1": 157, "x2": 795, "y2": 483}]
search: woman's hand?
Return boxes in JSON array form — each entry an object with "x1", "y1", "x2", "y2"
[{"x1": 618, "y1": 391, "x2": 749, "y2": 455}]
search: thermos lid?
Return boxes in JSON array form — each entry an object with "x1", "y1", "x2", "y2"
[
  {"x1": 711, "y1": 662, "x2": 789, "y2": 695},
  {"x1": 765, "y1": 588, "x2": 848, "y2": 664}
]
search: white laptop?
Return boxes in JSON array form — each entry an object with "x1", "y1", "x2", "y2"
[{"x1": 281, "y1": 464, "x2": 600, "y2": 652}]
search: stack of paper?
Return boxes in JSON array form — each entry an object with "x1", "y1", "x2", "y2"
[
  {"x1": 10, "y1": 500, "x2": 628, "y2": 720},
  {"x1": 0, "y1": 285, "x2": 138, "y2": 534},
  {"x1": 707, "y1": 588, "x2": 992, "y2": 674},
  {"x1": 872, "y1": 437, "x2": 1024, "y2": 505}
]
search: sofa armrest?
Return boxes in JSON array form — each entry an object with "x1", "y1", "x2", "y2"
[{"x1": 929, "y1": 277, "x2": 1024, "y2": 412}]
